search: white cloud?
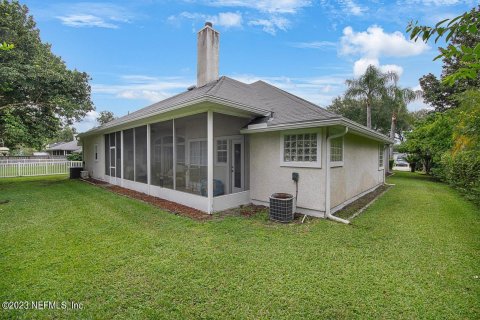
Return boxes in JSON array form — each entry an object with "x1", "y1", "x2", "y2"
[
  {"x1": 341, "y1": 25, "x2": 429, "y2": 78},
  {"x1": 353, "y1": 58, "x2": 404, "y2": 77},
  {"x1": 205, "y1": 0, "x2": 312, "y2": 14},
  {"x1": 401, "y1": 0, "x2": 470, "y2": 5},
  {"x1": 74, "y1": 110, "x2": 99, "y2": 133},
  {"x1": 341, "y1": 25, "x2": 429, "y2": 58},
  {"x1": 93, "y1": 75, "x2": 193, "y2": 103},
  {"x1": 169, "y1": 11, "x2": 243, "y2": 28},
  {"x1": 290, "y1": 41, "x2": 337, "y2": 49},
  {"x1": 339, "y1": 0, "x2": 367, "y2": 16},
  {"x1": 57, "y1": 14, "x2": 119, "y2": 28},
  {"x1": 55, "y1": 3, "x2": 133, "y2": 28},
  {"x1": 231, "y1": 73, "x2": 348, "y2": 106},
  {"x1": 248, "y1": 16, "x2": 289, "y2": 35}
]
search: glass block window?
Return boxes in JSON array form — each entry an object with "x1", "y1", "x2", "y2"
[
  {"x1": 330, "y1": 137, "x2": 343, "y2": 162},
  {"x1": 216, "y1": 139, "x2": 228, "y2": 163},
  {"x1": 378, "y1": 145, "x2": 384, "y2": 168},
  {"x1": 283, "y1": 133, "x2": 317, "y2": 162}
]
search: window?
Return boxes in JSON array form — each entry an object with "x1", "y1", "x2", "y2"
[
  {"x1": 330, "y1": 137, "x2": 343, "y2": 165},
  {"x1": 216, "y1": 139, "x2": 228, "y2": 164},
  {"x1": 283, "y1": 133, "x2": 318, "y2": 163},
  {"x1": 378, "y1": 145, "x2": 384, "y2": 168},
  {"x1": 94, "y1": 144, "x2": 98, "y2": 161}
]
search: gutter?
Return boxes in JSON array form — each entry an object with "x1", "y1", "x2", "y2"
[
  {"x1": 240, "y1": 118, "x2": 393, "y2": 144},
  {"x1": 325, "y1": 126, "x2": 350, "y2": 224},
  {"x1": 78, "y1": 96, "x2": 270, "y2": 138}
]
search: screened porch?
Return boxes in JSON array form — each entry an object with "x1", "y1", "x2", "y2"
[{"x1": 102, "y1": 111, "x2": 251, "y2": 213}]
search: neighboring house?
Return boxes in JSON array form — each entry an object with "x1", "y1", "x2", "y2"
[
  {"x1": 45, "y1": 140, "x2": 82, "y2": 156},
  {"x1": 79, "y1": 23, "x2": 392, "y2": 221}
]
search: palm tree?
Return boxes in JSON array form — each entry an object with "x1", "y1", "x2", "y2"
[
  {"x1": 345, "y1": 65, "x2": 398, "y2": 129},
  {"x1": 388, "y1": 82, "x2": 422, "y2": 142},
  {"x1": 386, "y1": 82, "x2": 422, "y2": 170}
]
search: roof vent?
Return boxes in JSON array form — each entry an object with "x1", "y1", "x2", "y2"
[
  {"x1": 187, "y1": 85, "x2": 196, "y2": 91},
  {"x1": 205, "y1": 21, "x2": 213, "y2": 27}
]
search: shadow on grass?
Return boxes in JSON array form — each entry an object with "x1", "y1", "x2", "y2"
[{"x1": 391, "y1": 171, "x2": 438, "y2": 183}]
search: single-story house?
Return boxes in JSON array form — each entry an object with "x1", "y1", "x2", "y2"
[
  {"x1": 79, "y1": 22, "x2": 391, "y2": 223},
  {"x1": 46, "y1": 140, "x2": 82, "y2": 156}
]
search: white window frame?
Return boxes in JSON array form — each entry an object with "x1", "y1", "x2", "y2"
[
  {"x1": 214, "y1": 138, "x2": 228, "y2": 166},
  {"x1": 329, "y1": 136, "x2": 344, "y2": 167},
  {"x1": 280, "y1": 130, "x2": 322, "y2": 168},
  {"x1": 94, "y1": 144, "x2": 98, "y2": 162},
  {"x1": 378, "y1": 144, "x2": 384, "y2": 169}
]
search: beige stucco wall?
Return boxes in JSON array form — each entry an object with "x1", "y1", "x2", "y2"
[
  {"x1": 249, "y1": 129, "x2": 385, "y2": 215},
  {"x1": 82, "y1": 134, "x2": 105, "y2": 180},
  {"x1": 330, "y1": 133, "x2": 385, "y2": 208},
  {"x1": 249, "y1": 130, "x2": 327, "y2": 214}
]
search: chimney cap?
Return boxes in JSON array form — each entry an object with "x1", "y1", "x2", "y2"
[{"x1": 205, "y1": 21, "x2": 213, "y2": 27}]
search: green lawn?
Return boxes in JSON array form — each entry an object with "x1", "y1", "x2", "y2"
[{"x1": 0, "y1": 172, "x2": 478, "y2": 319}]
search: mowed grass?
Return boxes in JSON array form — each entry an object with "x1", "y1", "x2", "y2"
[{"x1": 0, "y1": 172, "x2": 478, "y2": 319}]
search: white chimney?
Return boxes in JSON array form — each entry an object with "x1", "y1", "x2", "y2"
[{"x1": 197, "y1": 22, "x2": 219, "y2": 87}]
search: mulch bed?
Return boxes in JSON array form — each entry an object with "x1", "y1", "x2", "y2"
[
  {"x1": 80, "y1": 179, "x2": 211, "y2": 221},
  {"x1": 334, "y1": 184, "x2": 391, "y2": 220},
  {"x1": 82, "y1": 178, "x2": 110, "y2": 185}
]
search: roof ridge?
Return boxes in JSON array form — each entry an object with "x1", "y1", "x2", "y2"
[
  {"x1": 252, "y1": 80, "x2": 338, "y2": 117},
  {"x1": 205, "y1": 76, "x2": 226, "y2": 96}
]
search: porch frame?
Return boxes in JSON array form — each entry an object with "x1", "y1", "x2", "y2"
[{"x1": 100, "y1": 106, "x2": 254, "y2": 214}]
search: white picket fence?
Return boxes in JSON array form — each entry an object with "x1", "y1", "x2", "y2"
[{"x1": 0, "y1": 161, "x2": 83, "y2": 178}]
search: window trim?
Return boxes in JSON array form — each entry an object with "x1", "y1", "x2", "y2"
[
  {"x1": 279, "y1": 130, "x2": 322, "y2": 168},
  {"x1": 378, "y1": 144, "x2": 385, "y2": 170},
  {"x1": 329, "y1": 136, "x2": 344, "y2": 168},
  {"x1": 214, "y1": 137, "x2": 228, "y2": 166}
]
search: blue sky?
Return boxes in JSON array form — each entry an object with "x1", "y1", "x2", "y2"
[{"x1": 23, "y1": 0, "x2": 475, "y2": 132}]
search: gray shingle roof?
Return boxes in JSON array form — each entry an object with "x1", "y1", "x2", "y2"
[
  {"x1": 80, "y1": 76, "x2": 391, "y2": 142},
  {"x1": 86, "y1": 76, "x2": 338, "y2": 133},
  {"x1": 46, "y1": 140, "x2": 81, "y2": 151}
]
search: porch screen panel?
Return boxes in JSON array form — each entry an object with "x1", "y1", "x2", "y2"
[
  {"x1": 116, "y1": 131, "x2": 121, "y2": 178},
  {"x1": 104, "y1": 135, "x2": 110, "y2": 176},
  {"x1": 175, "y1": 113, "x2": 207, "y2": 196},
  {"x1": 135, "y1": 125, "x2": 148, "y2": 183},
  {"x1": 123, "y1": 129, "x2": 134, "y2": 181},
  {"x1": 150, "y1": 120, "x2": 174, "y2": 188}
]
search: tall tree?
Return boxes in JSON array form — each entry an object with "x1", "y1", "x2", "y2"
[
  {"x1": 97, "y1": 111, "x2": 116, "y2": 125},
  {"x1": 407, "y1": 6, "x2": 480, "y2": 111},
  {"x1": 345, "y1": 65, "x2": 398, "y2": 129},
  {"x1": 407, "y1": 6, "x2": 480, "y2": 85},
  {"x1": 388, "y1": 84, "x2": 422, "y2": 143},
  {"x1": 0, "y1": 0, "x2": 93, "y2": 150}
]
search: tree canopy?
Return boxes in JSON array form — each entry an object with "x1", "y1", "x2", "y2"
[
  {"x1": 0, "y1": 0, "x2": 93, "y2": 150},
  {"x1": 407, "y1": 6, "x2": 480, "y2": 86},
  {"x1": 344, "y1": 65, "x2": 398, "y2": 129},
  {"x1": 97, "y1": 111, "x2": 116, "y2": 125}
]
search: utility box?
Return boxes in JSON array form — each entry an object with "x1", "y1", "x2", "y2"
[{"x1": 269, "y1": 193, "x2": 294, "y2": 222}]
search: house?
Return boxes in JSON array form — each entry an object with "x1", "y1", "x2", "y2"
[
  {"x1": 46, "y1": 140, "x2": 82, "y2": 157},
  {"x1": 79, "y1": 22, "x2": 391, "y2": 223}
]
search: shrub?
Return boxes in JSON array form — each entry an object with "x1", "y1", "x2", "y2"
[
  {"x1": 67, "y1": 152, "x2": 82, "y2": 161},
  {"x1": 436, "y1": 150, "x2": 480, "y2": 204}
]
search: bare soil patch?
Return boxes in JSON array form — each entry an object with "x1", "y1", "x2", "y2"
[
  {"x1": 81, "y1": 179, "x2": 211, "y2": 221},
  {"x1": 334, "y1": 184, "x2": 391, "y2": 220}
]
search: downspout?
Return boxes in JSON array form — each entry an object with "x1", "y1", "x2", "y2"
[{"x1": 325, "y1": 127, "x2": 350, "y2": 224}]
